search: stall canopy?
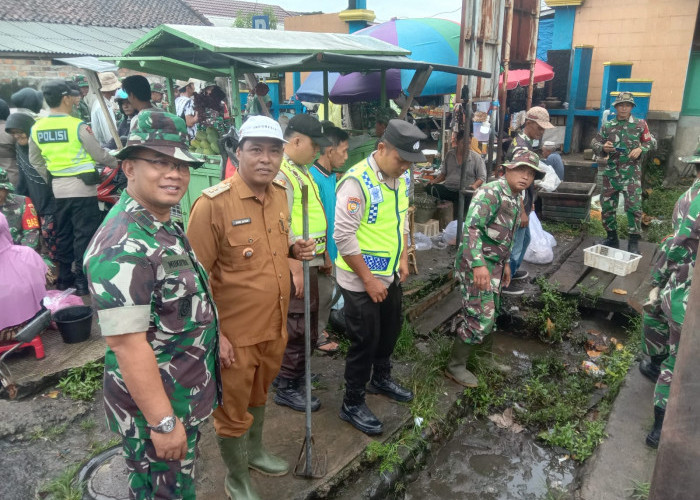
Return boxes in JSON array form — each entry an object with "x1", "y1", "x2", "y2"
[
  {"x1": 107, "y1": 24, "x2": 490, "y2": 81},
  {"x1": 499, "y1": 59, "x2": 554, "y2": 91}
]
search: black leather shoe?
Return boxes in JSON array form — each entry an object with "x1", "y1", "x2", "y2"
[
  {"x1": 646, "y1": 406, "x2": 665, "y2": 448},
  {"x1": 274, "y1": 380, "x2": 320, "y2": 412},
  {"x1": 367, "y1": 375, "x2": 414, "y2": 403},
  {"x1": 74, "y1": 280, "x2": 89, "y2": 296},
  {"x1": 639, "y1": 355, "x2": 666, "y2": 382},
  {"x1": 339, "y1": 401, "x2": 383, "y2": 435},
  {"x1": 56, "y1": 278, "x2": 75, "y2": 291},
  {"x1": 272, "y1": 373, "x2": 319, "y2": 389}
]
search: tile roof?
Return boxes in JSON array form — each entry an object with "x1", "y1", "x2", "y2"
[
  {"x1": 0, "y1": 21, "x2": 148, "y2": 55},
  {"x1": 184, "y1": 0, "x2": 301, "y2": 21},
  {"x1": 0, "y1": 0, "x2": 211, "y2": 29}
]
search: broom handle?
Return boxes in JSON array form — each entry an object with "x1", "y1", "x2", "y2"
[{"x1": 302, "y1": 184, "x2": 313, "y2": 476}]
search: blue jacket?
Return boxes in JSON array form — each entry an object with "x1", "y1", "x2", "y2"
[{"x1": 310, "y1": 162, "x2": 338, "y2": 262}]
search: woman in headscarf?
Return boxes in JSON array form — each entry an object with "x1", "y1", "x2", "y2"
[
  {"x1": 5, "y1": 112, "x2": 57, "y2": 260},
  {"x1": 0, "y1": 212, "x2": 47, "y2": 340}
]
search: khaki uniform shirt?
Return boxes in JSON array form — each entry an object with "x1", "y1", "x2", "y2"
[{"x1": 187, "y1": 173, "x2": 291, "y2": 347}]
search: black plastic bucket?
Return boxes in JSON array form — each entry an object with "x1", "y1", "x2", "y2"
[{"x1": 53, "y1": 306, "x2": 93, "y2": 344}]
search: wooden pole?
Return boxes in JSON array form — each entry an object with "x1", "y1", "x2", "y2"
[
  {"x1": 322, "y1": 71, "x2": 329, "y2": 121},
  {"x1": 230, "y1": 66, "x2": 242, "y2": 129},
  {"x1": 496, "y1": 0, "x2": 514, "y2": 168},
  {"x1": 486, "y1": 0, "x2": 507, "y2": 177},
  {"x1": 84, "y1": 70, "x2": 121, "y2": 149},
  {"x1": 244, "y1": 73, "x2": 272, "y2": 119},
  {"x1": 525, "y1": 0, "x2": 541, "y2": 110},
  {"x1": 648, "y1": 248, "x2": 700, "y2": 499},
  {"x1": 164, "y1": 77, "x2": 175, "y2": 114},
  {"x1": 399, "y1": 67, "x2": 432, "y2": 120}
]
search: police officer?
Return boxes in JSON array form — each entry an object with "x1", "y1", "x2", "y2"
[
  {"x1": 84, "y1": 110, "x2": 219, "y2": 499},
  {"x1": 334, "y1": 119, "x2": 421, "y2": 435},
  {"x1": 592, "y1": 92, "x2": 656, "y2": 254},
  {"x1": 273, "y1": 114, "x2": 330, "y2": 412},
  {"x1": 29, "y1": 79, "x2": 117, "y2": 294},
  {"x1": 187, "y1": 116, "x2": 315, "y2": 499},
  {"x1": 640, "y1": 138, "x2": 700, "y2": 448},
  {"x1": 446, "y1": 149, "x2": 544, "y2": 387}
]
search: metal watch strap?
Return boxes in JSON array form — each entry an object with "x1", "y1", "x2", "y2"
[{"x1": 148, "y1": 415, "x2": 176, "y2": 434}]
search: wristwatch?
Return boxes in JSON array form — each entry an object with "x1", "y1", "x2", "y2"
[{"x1": 148, "y1": 415, "x2": 177, "y2": 434}]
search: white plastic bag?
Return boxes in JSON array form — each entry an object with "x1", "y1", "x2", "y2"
[
  {"x1": 523, "y1": 212, "x2": 555, "y2": 264},
  {"x1": 414, "y1": 232, "x2": 433, "y2": 251},
  {"x1": 442, "y1": 220, "x2": 459, "y2": 246},
  {"x1": 534, "y1": 160, "x2": 562, "y2": 192}
]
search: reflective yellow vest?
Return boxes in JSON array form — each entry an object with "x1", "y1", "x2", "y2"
[
  {"x1": 280, "y1": 158, "x2": 327, "y2": 255},
  {"x1": 335, "y1": 158, "x2": 410, "y2": 276},
  {"x1": 31, "y1": 115, "x2": 95, "y2": 177}
]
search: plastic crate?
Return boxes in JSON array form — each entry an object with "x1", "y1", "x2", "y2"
[
  {"x1": 583, "y1": 244, "x2": 642, "y2": 276},
  {"x1": 415, "y1": 219, "x2": 439, "y2": 237}
]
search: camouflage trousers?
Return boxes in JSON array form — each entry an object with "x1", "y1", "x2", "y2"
[
  {"x1": 642, "y1": 298, "x2": 670, "y2": 358},
  {"x1": 454, "y1": 287, "x2": 500, "y2": 345},
  {"x1": 654, "y1": 323, "x2": 681, "y2": 410},
  {"x1": 122, "y1": 427, "x2": 199, "y2": 500},
  {"x1": 601, "y1": 174, "x2": 642, "y2": 235}
]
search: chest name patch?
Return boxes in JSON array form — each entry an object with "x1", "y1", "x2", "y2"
[
  {"x1": 232, "y1": 218, "x2": 251, "y2": 226},
  {"x1": 162, "y1": 254, "x2": 194, "y2": 273}
]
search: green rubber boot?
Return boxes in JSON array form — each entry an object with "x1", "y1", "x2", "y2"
[
  {"x1": 216, "y1": 435, "x2": 261, "y2": 500},
  {"x1": 247, "y1": 406, "x2": 289, "y2": 476},
  {"x1": 471, "y1": 334, "x2": 512, "y2": 374},
  {"x1": 445, "y1": 338, "x2": 478, "y2": 387}
]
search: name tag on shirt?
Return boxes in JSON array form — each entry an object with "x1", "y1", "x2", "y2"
[
  {"x1": 232, "y1": 218, "x2": 251, "y2": 226},
  {"x1": 162, "y1": 255, "x2": 194, "y2": 273}
]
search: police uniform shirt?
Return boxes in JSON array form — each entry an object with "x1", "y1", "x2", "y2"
[{"x1": 334, "y1": 151, "x2": 410, "y2": 293}]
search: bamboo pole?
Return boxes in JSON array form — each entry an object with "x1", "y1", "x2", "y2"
[
  {"x1": 496, "y1": 0, "x2": 514, "y2": 168},
  {"x1": 525, "y1": 0, "x2": 541, "y2": 110}
]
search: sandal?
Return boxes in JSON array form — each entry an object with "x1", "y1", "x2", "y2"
[{"x1": 316, "y1": 331, "x2": 339, "y2": 354}]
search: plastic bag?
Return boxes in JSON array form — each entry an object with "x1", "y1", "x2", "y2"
[
  {"x1": 523, "y1": 212, "x2": 555, "y2": 264},
  {"x1": 442, "y1": 220, "x2": 459, "y2": 246},
  {"x1": 44, "y1": 289, "x2": 85, "y2": 329},
  {"x1": 534, "y1": 160, "x2": 562, "y2": 192},
  {"x1": 414, "y1": 232, "x2": 433, "y2": 251}
]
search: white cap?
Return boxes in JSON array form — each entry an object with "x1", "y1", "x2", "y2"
[
  {"x1": 238, "y1": 116, "x2": 286, "y2": 143},
  {"x1": 543, "y1": 140, "x2": 557, "y2": 148}
]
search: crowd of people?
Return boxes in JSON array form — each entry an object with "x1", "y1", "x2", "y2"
[{"x1": 0, "y1": 72, "x2": 697, "y2": 500}]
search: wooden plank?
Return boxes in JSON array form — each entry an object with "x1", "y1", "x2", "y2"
[
  {"x1": 548, "y1": 236, "x2": 597, "y2": 293},
  {"x1": 601, "y1": 240, "x2": 659, "y2": 304}
]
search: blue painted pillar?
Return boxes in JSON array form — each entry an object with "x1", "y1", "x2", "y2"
[
  {"x1": 552, "y1": 6, "x2": 576, "y2": 51},
  {"x1": 293, "y1": 72, "x2": 303, "y2": 114}
]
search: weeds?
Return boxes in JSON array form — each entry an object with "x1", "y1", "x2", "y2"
[
  {"x1": 30, "y1": 423, "x2": 68, "y2": 442},
  {"x1": 38, "y1": 463, "x2": 84, "y2": 500},
  {"x1": 88, "y1": 436, "x2": 121, "y2": 456},
  {"x1": 538, "y1": 419, "x2": 606, "y2": 461},
  {"x1": 364, "y1": 440, "x2": 404, "y2": 474},
  {"x1": 540, "y1": 221, "x2": 582, "y2": 238},
  {"x1": 79, "y1": 418, "x2": 96, "y2": 433},
  {"x1": 58, "y1": 361, "x2": 104, "y2": 401},
  {"x1": 628, "y1": 480, "x2": 650, "y2": 500},
  {"x1": 526, "y1": 277, "x2": 580, "y2": 343},
  {"x1": 393, "y1": 321, "x2": 418, "y2": 361}
]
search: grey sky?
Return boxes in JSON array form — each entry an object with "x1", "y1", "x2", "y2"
[{"x1": 275, "y1": 1, "x2": 464, "y2": 23}]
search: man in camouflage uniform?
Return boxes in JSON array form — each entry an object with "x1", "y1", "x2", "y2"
[
  {"x1": 151, "y1": 82, "x2": 168, "y2": 110},
  {"x1": 71, "y1": 75, "x2": 92, "y2": 125},
  {"x1": 0, "y1": 167, "x2": 40, "y2": 251},
  {"x1": 446, "y1": 150, "x2": 544, "y2": 387},
  {"x1": 84, "y1": 110, "x2": 219, "y2": 499},
  {"x1": 591, "y1": 92, "x2": 656, "y2": 254},
  {"x1": 639, "y1": 138, "x2": 700, "y2": 448}
]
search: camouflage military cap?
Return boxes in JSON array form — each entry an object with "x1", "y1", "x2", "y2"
[
  {"x1": 503, "y1": 148, "x2": 545, "y2": 179},
  {"x1": 0, "y1": 167, "x2": 14, "y2": 192},
  {"x1": 115, "y1": 110, "x2": 203, "y2": 168},
  {"x1": 679, "y1": 136, "x2": 700, "y2": 164},
  {"x1": 613, "y1": 92, "x2": 636, "y2": 107},
  {"x1": 72, "y1": 74, "x2": 89, "y2": 88},
  {"x1": 151, "y1": 82, "x2": 166, "y2": 94}
]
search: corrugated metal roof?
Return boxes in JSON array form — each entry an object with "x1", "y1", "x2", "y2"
[{"x1": 0, "y1": 22, "x2": 148, "y2": 56}]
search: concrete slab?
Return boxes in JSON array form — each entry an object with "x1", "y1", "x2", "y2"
[{"x1": 578, "y1": 364, "x2": 658, "y2": 500}]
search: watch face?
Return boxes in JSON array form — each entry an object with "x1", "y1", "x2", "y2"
[{"x1": 161, "y1": 417, "x2": 176, "y2": 433}]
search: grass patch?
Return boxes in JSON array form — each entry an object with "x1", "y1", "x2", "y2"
[
  {"x1": 525, "y1": 277, "x2": 580, "y2": 343},
  {"x1": 540, "y1": 221, "x2": 582, "y2": 238},
  {"x1": 88, "y1": 436, "x2": 121, "y2": 456},
  {"x1": 38, "y1": 463, "x2": 84, "y2": 500},
  {"x1": 58, "y1": 361, "x2": 104, "y2": 401},
  {"x1": 79, "y1": 418, "x2": 96, "y2": 433},
  {"x1": 642, "y1": 187, "x2": 686, "y2": 218},
  {"x1": 628, "y1": 480, "x2": 650, "y2": 500},
  {"x1": 30, "y1": 423, "x2": 68, "y2": 442}
]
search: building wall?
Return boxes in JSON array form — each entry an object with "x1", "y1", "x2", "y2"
[
  {"x1": 283, "y1": 13, "x2": 349, "y2": 98},
  {"x1": 571, "y1": 0, "x2": 698, "y2": 112}
]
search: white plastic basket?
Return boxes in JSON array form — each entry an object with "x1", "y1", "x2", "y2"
[{"x1": 583, "y1": 244, "x2": 642, "y2": 276}]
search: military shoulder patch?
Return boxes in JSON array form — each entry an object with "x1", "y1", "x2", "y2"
[
  {"x1": 202, "y1": 182, "x2": 231, "y2": 199},
  {"x1": 273, "y1": 178, "x2": 286, "y2": 188}
]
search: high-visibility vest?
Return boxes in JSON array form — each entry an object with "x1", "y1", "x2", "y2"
[
  {"x1": 335, "y1": 158, "x2": 409, "y2": 277},
  {"x1": 280, "y1": 158, "x2": 327, "y2": 255},
  {"x1": 31, "y1": 115, "x2": 95, "y2": 177}
]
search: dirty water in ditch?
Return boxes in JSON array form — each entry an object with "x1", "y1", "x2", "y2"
[{"x1": 337, "y1": 310, "x2": 630, "y2": 500}]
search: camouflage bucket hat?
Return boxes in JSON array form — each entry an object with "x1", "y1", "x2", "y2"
[
  {"x1": 72, "y1": 75, "x2": 89, "y2": 88},
  {"x1": 151, "y1": 82, "x2": 166, "y2": 93},
  {"x1": 679, "y1": 136, "x2": 700, "y2": 164},
  {"x1": 0, "y1": 167, "x2": 14, "y2": 192},
  {"x1": 115, "y1": 110, "x2": 204, "y2": 168},
  {"x1": 504, "y1": 148, "x2": 546, "y2": 180},
  {"x1": 613, "y1": 92, "x2": 636, "y2": 107}
]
